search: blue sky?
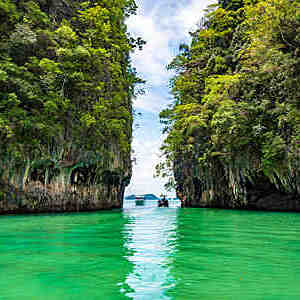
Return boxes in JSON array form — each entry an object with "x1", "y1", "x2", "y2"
[{"x1": 125, "y1": 0, "x2": 215, "y2": 197}]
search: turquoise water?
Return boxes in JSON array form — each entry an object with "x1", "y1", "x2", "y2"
[{"x1": 1, "y1": 201, "x2": 300, "y2": 299}]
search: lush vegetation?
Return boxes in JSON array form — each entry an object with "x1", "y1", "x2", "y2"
[
  {"x1": 158, "y1": 0, "x2": 300, "y2": 207},
  {"x1": 0, "y1": 0, "x2": 143, "y2": 201}
]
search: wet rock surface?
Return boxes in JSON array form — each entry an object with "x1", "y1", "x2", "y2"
[
  {"x1": 0, "y1": 180, "x2": 126, "y2": 214},
  {"x1": 175, "y1": 163, "x2": 300, "y2": 212}
]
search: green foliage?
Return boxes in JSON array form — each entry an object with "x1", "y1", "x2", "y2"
[
  {"x1": 159, "y1": 0, "x2": 300, "y2": 204},
  {"x1": 0, "y1": 0, "x2": 143, "y2": 189}
]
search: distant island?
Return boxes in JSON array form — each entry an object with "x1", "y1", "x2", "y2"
[{"x1": 125, "y1": 194, "x2": 160, "y2": 200}]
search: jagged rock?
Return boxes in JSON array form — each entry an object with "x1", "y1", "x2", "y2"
[{"x1": 175, "y1": 160, "x2": 300, "y2": 211}]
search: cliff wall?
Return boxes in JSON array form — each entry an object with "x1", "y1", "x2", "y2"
[
  {"x1": 175, "y1": 161, "x2": 300, "y2": 212},
  {"x1": 0, "y1": 0, "x2": 140, "y2": 213},
  {"x1": 0, "y1": 141, "x2": 132, "y2": 213},
  {"x1": 159, "y1": 0, "x2": 300, "y2": 211}
]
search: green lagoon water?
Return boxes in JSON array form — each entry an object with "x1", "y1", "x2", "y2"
[{"x1": 1, "y1": 201, "x2": 300, "y2": 299}]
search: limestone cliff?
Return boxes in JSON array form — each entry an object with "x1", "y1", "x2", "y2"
[
  {"x1": 159, "y1": 0, "x2": 300, "y2": 211},
  {"x1": 175, "y1": 160, "x2": 300, "y2": 212},
  {"x1": 0, "y1": 146, "x2": 132, "y2": 213},
  {"x1": 0, "y1": 0, "x2": 140, "y2": 213}
]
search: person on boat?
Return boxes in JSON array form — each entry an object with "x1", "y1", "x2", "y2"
[
  {"x1": 163, "y1": 196, "x2": 169, "y2": 207},
  {"x1": 158, "y1": 195, "x2": 163, "y2": 207},
  {"x1": 158, "y1": 195, "x2": 168, "y2": 207},
  {"x1": 158, "y1": 198, "x2": 163, "y2": 207}
]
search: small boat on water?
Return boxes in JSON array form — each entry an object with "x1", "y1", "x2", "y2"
[
  {"x1": 135, "y1": 195, "x2": 145, "y2": 206},
  {"x1": 158, "y1": 197, "x2": 169, "y2": 207}
]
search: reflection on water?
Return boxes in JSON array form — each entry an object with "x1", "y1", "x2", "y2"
[
  {"x1": 123, "y1": 199, "x2": 181, "y2": 209},
  {"x1": 122, "y1": 201, "x2": 178, "y2": 299},
  {"x1": 1, "y1": 203, "x2": 300, "y2": 299}
]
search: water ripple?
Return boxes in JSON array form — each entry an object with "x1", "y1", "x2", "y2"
[{"x1": 0, "y1": 204, "x2": 300, "y2": 299}]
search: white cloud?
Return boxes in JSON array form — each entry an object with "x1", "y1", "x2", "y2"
[
  {"x1": 127, "y1": 13, "x2": 173, "y2": 86},
  {"x1": 126, "y1": 0, "x2": 215, "y2": 110},
  {"x1": 175, "y1": 1, "x2": 214, "y2": 33},
  {"x1": 125, "y1": 0, "x2": 216, "y2": 197},
  {"x1": 133, "y1": 91, "x2": 171, "y2": 113},
  {"x1": 126, "y1": 137, "x2": 171, "y2": 197}
]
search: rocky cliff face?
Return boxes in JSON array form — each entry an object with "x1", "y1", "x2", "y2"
[
  {"x1": 0, "y1": 0, "x2": 139, "y2": 213},
  {"x1": 159, "y1": 0, "x2": 300, "y2": 212},
  {"x1": 0, "y1": 144, "x2": 132, "y2": 214},
  {"x1": 175, "y1": 161, "x2": 300, "y2": 212}
]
